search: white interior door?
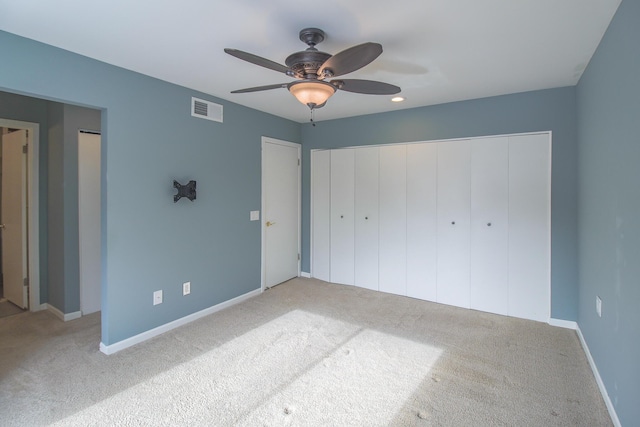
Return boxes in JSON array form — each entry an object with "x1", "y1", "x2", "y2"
[
  {"x1": 378, "y1": 144, "x2": 407, "y2": 295},
  {"x1": 330, "y1": 149, "x2": 355, "y2": 285},
  {"x1": 262, "y1": 138, "x2": 300, "y2": 288},
  {"x1": 407, "y1": 142, "x2": 438, "y2": 301},
  {"x1": 437, "y1": 140, "x2": 471, "y2": 308},
  {"x1": 78, "y1": 131, "x2": 101, "y2": 315},
  {"x1": 470, "y1": 137, "x2": 509, "y2": 315},
  {"x1": 1, "y1": 129, "x2": 28, "y2": 308},
  {"x1": 354, "y1": 146, "x2": 379, "y2": 291},
  {"x1": 311, "y1": 150, "x2": 331, "y2": 282}
]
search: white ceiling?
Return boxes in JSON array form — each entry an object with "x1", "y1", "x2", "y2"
[{"x1": 0, "y1": 0, "x2": 621, "y2": 123}]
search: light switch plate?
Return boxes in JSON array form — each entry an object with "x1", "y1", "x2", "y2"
[
  {"x1": 250, "y1": 210, "x2": 260, "y2": 221},
  {"x1": 153, "y1": 290, "x2": 163, "y2": 305}
]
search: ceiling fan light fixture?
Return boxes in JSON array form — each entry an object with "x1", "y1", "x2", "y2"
[{"x1": 288, "y1": 81, "x2": 336, "y2": 109}]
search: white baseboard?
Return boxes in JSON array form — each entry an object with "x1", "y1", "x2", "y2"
[
  {"x1": 300, "y1": 272, "x2": 311, "y2": 278},
  {"x1": 45, "y1": 304, "x2": 82, "y2": 322},
  {"x1": 548, "y1": 318, "x2": 577, "y2": 329},
  {"x1": 100, "y1": 288, "x2": 262, "y2": 355},
  {"x1": 576, "y1": 325, "x2": 621, "y2": 427}
]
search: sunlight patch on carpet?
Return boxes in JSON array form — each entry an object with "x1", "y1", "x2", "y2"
[{"x1": 52, "y1": 310, "x2": 442, "y2": 426}]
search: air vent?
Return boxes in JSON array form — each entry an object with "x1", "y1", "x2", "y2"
[{"x1": 191, "y1": 97, "x2": 223, "y2": 123}]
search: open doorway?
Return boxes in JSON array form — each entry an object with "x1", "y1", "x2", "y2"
[{"x1": 1, "y1": 95, "x2": 102, "y2": 321}]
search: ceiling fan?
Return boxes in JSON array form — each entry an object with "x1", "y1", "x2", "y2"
[{"x1": 224, "y1": 28, "x2": 401, "y2": 111}]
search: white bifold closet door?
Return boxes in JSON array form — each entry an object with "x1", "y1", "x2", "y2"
[
  {"x1": 330, "y1": 149, "x2": 355, "y2": 285},
  {"x1": 436, "y1": 140, "x2": 471, "y2": 308},
  {"x1": 470, "y1": 137, "x2": 509, "y2": 315},
  {"x1": 508, "y1": 134, "x2": 551, "y2": 322},
  {"x1": 406, "y1": 142, "x2": 437, "y2": 301},
  {"x1": 310, "y1": 133, "x2": 550, "y2": 323},
  {"x1": 354, "y1": 147, "x2": 379, "y2": 290},
  {"x1": 378, "y1": 145, "x2": 407, "y2": 295},
  {"x1": 311, "y1": 150, "x2": 331, "y2": 282}
]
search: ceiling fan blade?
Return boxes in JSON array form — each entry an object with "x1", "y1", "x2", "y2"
[
  {"x1": 224, "y1": 48, "x2": 290, "y2": 74},
  {"x1": 231, "y1": 83, "x2": 289, "y2": 93},
  {"x1": 318, "y1": 42, "x2": 383, "y2": 78},
  {"x1": 332, "y1": 79, "x2": 401, "y2": 95}
]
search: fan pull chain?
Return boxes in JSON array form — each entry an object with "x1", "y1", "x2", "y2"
[{"x1": 310, "y1": 109, "x2": 316, "y2": 127}]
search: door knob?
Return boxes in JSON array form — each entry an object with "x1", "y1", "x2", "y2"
[{"x1": 266, "y1": 221, "x2": 276, "y2": 227}]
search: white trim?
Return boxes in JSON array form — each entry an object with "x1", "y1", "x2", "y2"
[
  {"x1": 100, "y1": 288, "x2": 262, "y2": 355},
  {"x1": 260, "y1": 136, "x2": 302, "y2": 291},
  {"x1": 548, "y1": 318, "x2": 577, "y2": 329},
  {"x1": 300, "y1": 272, "x2": 311, "y2": 278},
  {"x1": 576, "y1": 325, "x2": 621, "y2": 427},
  {"x1": 309, "y1": 130, "x2": 553, "y2": 151},
  {"x1": 0, "y1": 119, "x2": 41, "y2": 312},
  {"x1": 45, "y1": 303, "x2": 82, "y2": 322}
]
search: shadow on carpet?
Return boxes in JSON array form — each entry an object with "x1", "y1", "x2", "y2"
[{"x1": 0, "y1": 299, "x2": 26, "y2": 319}]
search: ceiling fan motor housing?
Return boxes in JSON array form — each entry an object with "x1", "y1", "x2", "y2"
[
  {"x1": 285, "y1": 50, "x2": 332, "y2": 79},
  {"x1": 284, "y1": 28, "x2": 333, "y2": 79}
]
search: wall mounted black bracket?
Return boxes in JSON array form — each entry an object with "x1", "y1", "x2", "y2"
[{"x1": 174, "y1": 180, "x2": 196, "y2": 203}]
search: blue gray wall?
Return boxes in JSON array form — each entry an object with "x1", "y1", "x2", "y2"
[
  {"x1": 576, "y1": 0, "x2": 640, "y2": 424},
  {"x1": 301, "y1": 87, "x2": 579, "y2": 321},
  {"x1": 47, "y1": 102, "x2": 64, "y2": 309},
  {"x1": 0, "y1": 30, "x2": 300, "y2": 344}
]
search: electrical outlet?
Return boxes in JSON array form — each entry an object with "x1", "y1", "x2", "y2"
[
  {"x1": 596, "y1": 296, "x2": 602, "y2": 317},
  {"x1": 183, "y1": 281, "x2": 191, "y2": 296},
  {"x1": 250, "y1": 210, "x2": 260, "y2": 221},
  {"x1": 153, "y1": 290, "x2": 163, "y2": 305}
]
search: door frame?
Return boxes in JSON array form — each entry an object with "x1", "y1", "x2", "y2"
[
  {"x1": 0, "y1": 118, "x2": 40, "y2": 311},
  {"x1": 260, "y1": 136, "x2": 301, "y2": 291},
  {"x1": 78, "y1": 130, "x2": 102, "y2": 315}
]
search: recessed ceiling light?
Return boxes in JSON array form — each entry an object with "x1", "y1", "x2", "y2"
[{"x1": 391, "y1": 96, "x2": 405, "y2": 102}]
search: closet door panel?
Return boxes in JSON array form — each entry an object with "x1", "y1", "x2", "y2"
[
  {"x1": 311, "y1": 150, "x2": 331, "y2": 282},
  {"x1": 330, "y1": 149, "x2": 355, "y2": 285},
  {"x1": 508, "y1": 134, "x2": 551, "y2": 322},
  {"x1": 378, "y1": 145, "x2": 407, "y2": 295},
  {"x1": 406, "y1": 142, "x2": 437, "y2": 301},
  {"x1": 437, "y1": 140, "x2": 471, "y2": 308},
  {"x1": 354, "y1": 147, "x2": 379, "y2": 290},
  {"x1": 470, "y1": 137, "x2": 509, "y2": 315}
]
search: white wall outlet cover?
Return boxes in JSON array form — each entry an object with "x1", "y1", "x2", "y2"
[
  {"x1": 596, "y1": 296, "x2": 602, "y2": 317},
  {"x1": 153, "y1": 290, "x2": 163, "y2": 305},
  {"x1": 250, "y1": 210, "x2": 260, "y2": 221},
  {"x1": 183, "y1": 281, "x2": 191, "y2": 295}
]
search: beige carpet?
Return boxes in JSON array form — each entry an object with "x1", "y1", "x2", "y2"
[
  {"x1": 0, "y1": 278, "x2": 611, "y2": 426},
  {"x1": 0, "y1": 298, "x2": 25, "y2": 319}
]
